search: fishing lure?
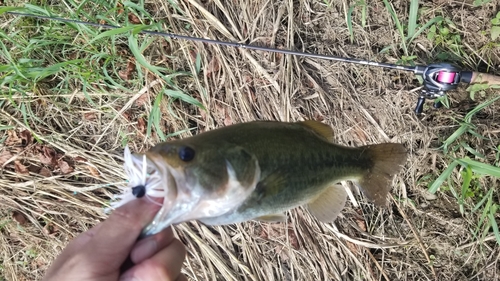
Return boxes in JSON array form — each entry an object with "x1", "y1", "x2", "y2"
[{"x1": 105, "y1": 146, "x2": 164, "y2": 213}]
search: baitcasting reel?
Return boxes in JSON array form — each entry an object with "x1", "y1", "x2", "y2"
[{"x1": 413, "y1": 63, "x2": 474, "y2": 114}]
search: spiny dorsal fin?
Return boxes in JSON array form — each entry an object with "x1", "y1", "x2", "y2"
[
  {"x1": 306, "y1": 184, "x2": 347, "y2": 223},
  {"x1": 255, "y1": 213, "x2": 287, "y2": 223},
  {"x1": 297, "y1": 120, "x2": 334, "y2": 142}
]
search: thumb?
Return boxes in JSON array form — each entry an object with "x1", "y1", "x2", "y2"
[{"x1": 80, "y1": 198, "x2": 162, "y2": 270}]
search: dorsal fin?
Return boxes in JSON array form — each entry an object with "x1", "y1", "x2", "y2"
[{"x1": 297, "y1": 120, "x2": 334, "y2": 142}]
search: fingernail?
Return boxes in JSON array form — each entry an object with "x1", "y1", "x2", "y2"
[{"x1": 132, "y1": 238, "x2": 157, "y2": 262}]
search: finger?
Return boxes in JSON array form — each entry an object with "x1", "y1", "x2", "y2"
[
  {"x1": 64, "y1": 223, "x2": 103, "y2": 252},
  {"x1": 120, "y1": 239, "x2": 186, "y2": 281},
  {"x1": 79, "y1": 199, "x2": 162, "y2": 269},
  {"x1": 130, "y1": 226, "x2": 175, "y2": 264}
]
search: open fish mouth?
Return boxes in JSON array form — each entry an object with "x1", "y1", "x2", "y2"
[
  {"x1": 107, "y1": 146, "x2": 213, "y2": 238},
  {"x1": 108, "y1": 145, "x2": 261, "y2": 238}
]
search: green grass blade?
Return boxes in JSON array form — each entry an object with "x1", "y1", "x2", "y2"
[
  {"x1": 457, "y1": 158, "x2": 500, "y2": 177},
  {"x1": 195, "y1": 52, "x2": 201, "y2": 75},
  {"x1": 460, "y1": 141, "x2": 486, "y2": 159},
  {"x1": 128, "y1": 33, "x2": 164, "y2": 78},
  {"x1": 147, "y1": 93, "x2": 165, "y2": 141},
  {"x1": 473, "y1": 188, "x2": 493, "y2": 212},
  {"x1": 459, "y1": 166, "x2": 473, "y2": 213},
  {"x1": 429, "y1": 160, "x2": 459, "y2": 193},
  {"x1": 164, "y1": 89, "x2": 204, "y2": 109},
  {"x1": 464, "y1": 95, "x2": 500, "y2": 122},
  {"x1": 361, "y1": 1, "x2": 366, "y2": 27},
  {"x1": 89, "y1": 25, "x2": 140, "y2": 44},
  {"x1": 407, "y1": 16, "x2": 444, "y2": 45},
  {"x1": 441, "y1": 124, "x2": 469, "y2": 154},
  {"x1": 488, "y1": 209, "x2": 500, "y2": 244},
  {"x1": 0, "y1": 6, "x2": 23, "y2": 14},
  {"x1": 23, "y1": 4, "x2": 51, "y2": 15},
  {"x1": 382, "y1": 0, "x2": 408, "y2": 55},
  {"x1": 347, "y1": 4, "x2": 356, "y2": 43},
  {"x1": 408, "y1": 0, "x2": 419, "y2": 39}
]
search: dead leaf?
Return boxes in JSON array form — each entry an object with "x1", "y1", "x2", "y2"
[
  {"x1": 58, "y1": 160, "x2": 74, "y2": 174},
  {"x1": 116, "y1": 2, "x2": 124, "y2": 15},
  {"x1": 5, "y1": 130, "x2": 21, "y2": 146},
  {"x1": 134, "y1": 93, "x2": 149, "y2": 107},
  {"x1": 224, "y1": 111, "x2": 233, "y2": 126},
  {"x1": 14, "y1": 161, "x2": 29, "y2": 175},
  {"x1": 137, "y1": 117, "x2": 146, "y2": 134},
  {"x1": 19, "y1": 130, "x2": 33, "y2": 146},
  {"x1": 356, "y1": 218, "x2": 367, "y2": 232},
  {"x1": 205, "y1": 56, "x2": 220, "y2": 75},
  {"x1": 243, "y1": 75, "x2": 252, "y2": 83},
  {"x1": 128, "y1": 12, "x2": 141, "y2": 24},
  {"x1": 27, "y1": 164, "x2": 41, "y2": 174},
  {"x1": 189, "y1": 49, "x2": 198, "y2": 64},
  {"x1": 83, "y1": 112, "x2": 97, "y2": 121},
  {"x1": 121, "y1": 110, "x2": 132, "y2": 122},
  {"x1": 346, "y1": 241, "x2": 358, "y2": 254},
  {"x1": 313, "y1": 112, "x2": 325, "y2": 122},
  {"x1": 118, "y1": 60, "x2": 136, "y2": 81},
  {"x1": 0, "y1": 150, "x2": 14, "y2": 166},
  {"x1": 43, "y1": 223, "x2": 57, "y2": 235},
  {"x1": 39, "y1": 167, "x2": 52, "y2": 177},
  {"x1": 39, "y1": 146, "x2": 57, "y2": 167},
  {"x1": 74, "y1": 156, "x2": 87, "y2": 162},
  {"x1": 87, "y1": 166, "x2": 100, "y2": 177},
  {"x1": 12, "y1": 211, "x2": 27, "y2": 225},
  {"x1": 287, "y1": 229, "x2": 300, "y2": 250}
]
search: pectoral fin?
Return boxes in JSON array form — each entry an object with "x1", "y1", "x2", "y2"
[
  {"x1": 306, "y1": 184, "x2": 347, "y2": 223},
  {"x1": 255, "y1": 214, "x2": 287, "y2": 223}
]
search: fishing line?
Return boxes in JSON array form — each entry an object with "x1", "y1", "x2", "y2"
[{"x1": 5, "y1": 11, "x2": 500, "y2": 114}]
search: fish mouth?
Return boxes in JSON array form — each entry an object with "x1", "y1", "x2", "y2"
[
  {"x1": 109, "y1": 146, "x2": 193, "y2": 238},
  {"x1": 110, "y1": 146, "x2": 261, "y2": 238},
  {"x1": 138, "y1": 151, "x2": 201, "y2": 238}
]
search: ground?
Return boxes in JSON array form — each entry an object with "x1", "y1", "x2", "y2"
[{"x1": 1, "y1": 0, "x2": 500, "y2": 280}]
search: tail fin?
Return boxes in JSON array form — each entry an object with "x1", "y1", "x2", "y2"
[{"x1": 356, "y1": 143, "x2": 407, "y2": 206}]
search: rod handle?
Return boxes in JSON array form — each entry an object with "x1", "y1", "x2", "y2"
[{"x1": 470, "y1": 72, "x2": 500, "y2": 86}]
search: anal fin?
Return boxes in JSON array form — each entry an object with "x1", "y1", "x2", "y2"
[
  {"x1": 255, "y1": 214, "x2": 287, "y2": 223},
  {"x1": 306, "y1": 184, "x2": 347, "y2": 223}
]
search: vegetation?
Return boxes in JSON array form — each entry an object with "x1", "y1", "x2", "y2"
[{"x1": 1, "y1": 0, "x2": 499, "y2": 280}]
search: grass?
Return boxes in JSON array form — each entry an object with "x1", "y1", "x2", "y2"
[
  {"x1": 1, "y1": 3, "x2": 201, "y2": 143},
  {"x1": 1, "y1": 0, "x2": 500, "y2": 280},
  {"x1": 428, "y1": 95, "x2": 500, "y2": 245}
]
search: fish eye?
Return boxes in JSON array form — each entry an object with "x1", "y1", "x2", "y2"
[
  {"x1": 132, "y1": 185, "x2": 146, "y2": 198},
  {"x1": 178, "y1": 146, "x2": 195, "y2": 162}
]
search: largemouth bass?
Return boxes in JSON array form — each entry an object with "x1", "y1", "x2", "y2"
[{"x1": 109, "y1": 120, "x2": 407, "y2": 237}]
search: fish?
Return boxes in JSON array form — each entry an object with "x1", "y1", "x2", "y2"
[{"x1": 108, "y1": 120, "x2": 407, "y2": 238}]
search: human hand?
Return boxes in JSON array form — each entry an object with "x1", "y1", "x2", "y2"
[{"x1": 43, "y1": 199, "x2": 187, "y2": 281}]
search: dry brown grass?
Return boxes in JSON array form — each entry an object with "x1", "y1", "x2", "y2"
[{"x1": 1, "y1": 0, "x2": 500, "y2": 280}]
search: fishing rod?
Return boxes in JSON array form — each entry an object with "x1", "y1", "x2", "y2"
[{"x1": 6, "y1": 11, "x2": 500, "y2": 114}]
